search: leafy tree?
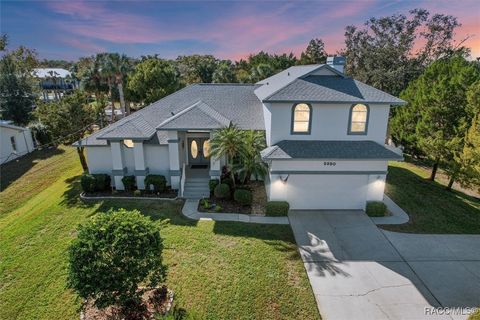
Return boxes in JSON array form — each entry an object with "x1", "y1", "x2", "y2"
[
  {"x1": 249, "y1": 63, "x2": 275, "y2": 83},
  {"x1": 343, "y1": 8, "x2": 463, "y2": 96},
  {"x1": 210, "y1": 124, "x2": 247, "y2": 188},
  {"x1": 212, "y1": 60, "x2": 237, "y2": 83},
  {"x1": 176, "y1": 54, "x2": 218, "y2": 84},
  {"x1": 67, "y1": 209, "x2": 166, "y2": 313},
  {"x1": 0, "y1": 34, "x2": 7, "y2": 51},
  {"x1": 299, "y1": 38, "x2": 327, "y2": 65},
  {"x1": 397, "y1": 56, "x2": 479, "y2": 182},
  {"x1": 128, "y1": 58, "x2": 181, "y2": 104},
  {"x1": 0, "y1": 54, "x2": 35, "y2": 125},
  {"x1": 447, "y1": 81, "x2": 480, "y2": 190},
  {"x1": 234, "y1": 130, "x2": 267, "y2": 184},
  {"x1": 34, "y1": 91, "x2": 96, "y2": 170}
]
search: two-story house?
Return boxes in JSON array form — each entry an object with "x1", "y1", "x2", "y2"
[{"x1": 75, "y1": 56, "x2": 405, "y2": 210}]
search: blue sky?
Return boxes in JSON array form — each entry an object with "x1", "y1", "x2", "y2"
[{"x1": 2, "y1": 0, "x2": 479, "y2": 61}]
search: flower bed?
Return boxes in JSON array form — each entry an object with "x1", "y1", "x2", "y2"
[
  {"x1": 80, "y1": 286, "x2": 174, "y2": 320},
  {"x1": 82, "y1": 187, "x2": 177, "y2": 199},
  {"x1": 198, "y1": 181, "x2": 267, "y2": 215}
]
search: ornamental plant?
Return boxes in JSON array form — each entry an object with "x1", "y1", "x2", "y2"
[{"x1": 67, "y1": 209, "x2": 166, "y2": 312}]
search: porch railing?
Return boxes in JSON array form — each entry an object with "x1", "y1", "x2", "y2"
[{"x1": 180, "y1": 163, "x2": 186, "y2": 197}]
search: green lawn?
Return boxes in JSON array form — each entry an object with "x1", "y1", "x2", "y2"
[
  {"x1": 0, "y1": 147, "x2": 319, "y2": 320},
  {"x1": 384, "y1": 161, "x2": 480, "y2": 234}
]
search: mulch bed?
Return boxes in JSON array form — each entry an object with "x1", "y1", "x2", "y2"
[
  {"x1": 198, "y1": 181, "x2": 267, "y2": 215},
  {"x1": 84, "y1": 187, "x2": 177, "y2": 199},
  {"x1": 81, "y1": 286, "x2": 174, "y2": 320}
]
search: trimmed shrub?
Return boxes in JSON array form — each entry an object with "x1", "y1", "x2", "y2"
[
  {"x1": 67, "y1": 208, "x2": 166, "y2": 311},
  {"x1": 122, "y1": 175, "x2": 136, "y2": 191},
  {"x1": 80, "y1": 174, "x2": 96, "y2": 193},
  {"x1": 265, "y1": 201, "x2": 290, "y2": 216},
  {"x1": 221, "y1": 177, "x2": 234, "y2": 190},
  {"x1": 366, "y1": 201, "x2": 387, "y2": 217},
  {"x1": 234, "y1": 189, "x2": 253, "y2": 206},
  {"x1": 214, "y1": 183, "x2": 230, "y2": 199},
  {"x1": 92, "y1": 174, "x2": 111, "y2": 191},
  {"x1": 209, "y1": 179, "x2": 219, "y2": 193},
  {"x1": 144, "y1": 175, "x2": 167, "y2": 193},
  {"x1": 133, "y1": 190, "x2": 141, "y2": 197}
]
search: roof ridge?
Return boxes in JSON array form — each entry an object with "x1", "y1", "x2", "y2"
[
  {"x1": 156, "y1": 101, "x2": 201, "y2": 129},
  {"x1": 196, "y1": 101, "x2": 231, "y2": 126}
]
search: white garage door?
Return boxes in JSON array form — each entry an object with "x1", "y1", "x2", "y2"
[{"x1": 282, "y1": 174, "x2": 368, "y2": 210}]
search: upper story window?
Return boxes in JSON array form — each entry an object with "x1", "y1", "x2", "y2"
[
  {"x1": 10, "y1": 136, "x2": 17, "y2": 153},
  {"x1": 291, "y1": 103, "x2": 311, "y2": 134},
  {"x1": 349, "y1": 104, "x2": 369, "y2": 134}
]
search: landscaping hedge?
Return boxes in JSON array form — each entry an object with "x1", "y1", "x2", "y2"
[
  {"x1": 144, "y1": 175, "x2": 167, "y2": 193},
  {"x1": 122, "y1": 175, "x2": 136, "y2": 191},
  {"x1": 214, "y1": 183, "x2": 230, "y2": 199},
  {"x1": 366, "y1": 201, "x2": 387, "y2": 217},
  {"x1": 80, "y1": 174, "x2": 96, "y2": 193},
  {"x1": 265, "y1": 201, "x2": 290, "y2": 216},
  {"x1": 234, "y1": 189, "x2": 253, "y2": 206},
  {"x1": 92, "y1": 174, "x2": 111, "y2": 191}
]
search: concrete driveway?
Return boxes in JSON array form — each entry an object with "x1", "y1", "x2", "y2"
[{"x1": 289, "y1": 210, "x2": 480, "y2": 320}]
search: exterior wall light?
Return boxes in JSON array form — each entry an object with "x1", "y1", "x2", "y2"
[
  {"x1": 279, "y1": 174, "x2": 289, "y2": 183},
  {"x1": 123, "y1": 139, "x2": 134, "y2": 148}
]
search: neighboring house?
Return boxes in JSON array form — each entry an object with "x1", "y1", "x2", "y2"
[
  {"x1": 0, "y1": 121, "x2": 35, "y2": 164},
  {"x1": 33, "y1": 68, "x2": 78, "y2": 101},
  {"x1": 75, "y1": 56, "x2": 404, "y2": 210}
]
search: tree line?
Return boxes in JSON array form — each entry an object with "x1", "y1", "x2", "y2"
[{"x1": 1, "y1": 8, "x2": 479, "y2": 190}]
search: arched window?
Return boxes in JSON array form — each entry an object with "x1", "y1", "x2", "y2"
[
  {"x1": 291, "y1": 103, "x2": 311, "y2": 134},
  {"x1": 190, "y1": 140, "x2": 198, "y2": 158},
  {"x1": 349, "y1": 104, "x2": 369, "y2": 134}
]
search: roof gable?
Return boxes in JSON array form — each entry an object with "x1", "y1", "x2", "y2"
[{"x1": 157, "y1": 100, "x2": 231, "y2": 130}]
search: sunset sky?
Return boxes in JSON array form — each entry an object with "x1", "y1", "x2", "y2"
[{"x1": 2, "y1": 0, "x2": 479, "y2": 61}]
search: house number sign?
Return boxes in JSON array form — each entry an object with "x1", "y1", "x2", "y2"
[{"x1": 323, "y1": 161, "x2": 336, "y2": 166}]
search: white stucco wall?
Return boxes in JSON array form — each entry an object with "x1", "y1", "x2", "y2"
[
  {"x1": 0, "y1": 126, "x2": 34, "y2": 164},
  {"x1": 264, "y1": 102, "x2": 390, "y2": 145},
  {"x1": 86, "y1": 146, "x2": 112, "y2": 174},
  {"x1": 122, "y1": 144, "x2": 135, "y2": 175},
  {"x1": 144, "y1": 145, "x2": 171, "y2": 184}
]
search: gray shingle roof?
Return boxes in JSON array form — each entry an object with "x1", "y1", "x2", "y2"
[
  {"x1": 261, "y1": 140, "x2": 403, "y2": 160},
  {"x1": 77, "y1": 84, "x2": 264, "y2": 146},
  {"x1": 157, "y1": 100, "x2": 231, "y2": 130},
  {"x1": 263, "y1": 75, "x2": 405, "y2": 105}
]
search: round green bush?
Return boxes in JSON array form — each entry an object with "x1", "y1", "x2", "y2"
[
  {"x1": 122, "y1": 175, "x2": 136, "y2": 191},
  {"x1": 234, "y1": 189, "x2": 253, "y2": 206},
  {"x1": 214, "y1": 183, "x2": 230, "y2": 199},
  {"x1": 366, "y1": 201, "x2": 387, "y2": 217},
  {"x1": 67, "y1": 209, "x2": 166, "y2": 311},
  {"x1": 92, "y1": 174, "x2": 111, "y2": 191},
  {"x1": 265, "y1": 201, "x2": 290, "y2": 216},
  {"x1": 80, "y1": 174, "x2": 96, "y2": 193},
  {"x1": 144, "y1": 175, "x2": 167, "y2": 193}
]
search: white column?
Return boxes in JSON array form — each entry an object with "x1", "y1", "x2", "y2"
[
  {"x1": 209, "y1": 131, "x2": 220, "y2": 180},
  {"x1": 167, "y1": 131, "x2": 180, "y2": 189},
  {"x1": 111, "y1": 141, "x2": 125, "y2": 190},
  {"x1": 133, "y1": 141, "x2": 147, "y2": 190}
]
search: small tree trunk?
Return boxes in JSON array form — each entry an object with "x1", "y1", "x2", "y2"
[
  {"x1": 429, "y1": 160, "x2": 439, "y2": 181},
  {"x1": 77, "y1": 147, "x2": 88, "y2": 172},
  {"x1": 446, "y1": 176, "x2": 456, "y2": 191},
  {"x1": 118, "y1": 81, "x2": 126, "y2": 117}
]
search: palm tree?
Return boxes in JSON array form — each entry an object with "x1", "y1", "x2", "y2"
[
  {"x1": 234, "y1": 130, "x2": 267, "y2": 184},
  {"x1": 209, "y1": 124, "x2": 247, "y2": 188},
  {"x1": 104, "y1": 53, "x2": 131, "y2": 117}
]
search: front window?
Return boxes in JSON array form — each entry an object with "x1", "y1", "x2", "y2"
[
  {"x1": 292, "y1": 103, "x2": 311, "y2": 134},
  {"x1": 203, "y1": 140, "x2": 211, "y2": 158},
  {"x1": 349, "y1": 104, "x2": 369, "y2": 134},
  {"x1": 10, "y1": 136, "x2": 17, "y2": 153},
  {"x1": 191, "y1": 140, "x2": 198, "y2": 159}
]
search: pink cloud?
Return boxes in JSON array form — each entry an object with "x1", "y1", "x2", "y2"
[{"x1": 60, "y1": 37, "x2": 106, "y2": 53}]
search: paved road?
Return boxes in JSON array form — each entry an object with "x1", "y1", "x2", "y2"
[{"x1": 289, "y1": 210, "x2": 480, "y2": 320}]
